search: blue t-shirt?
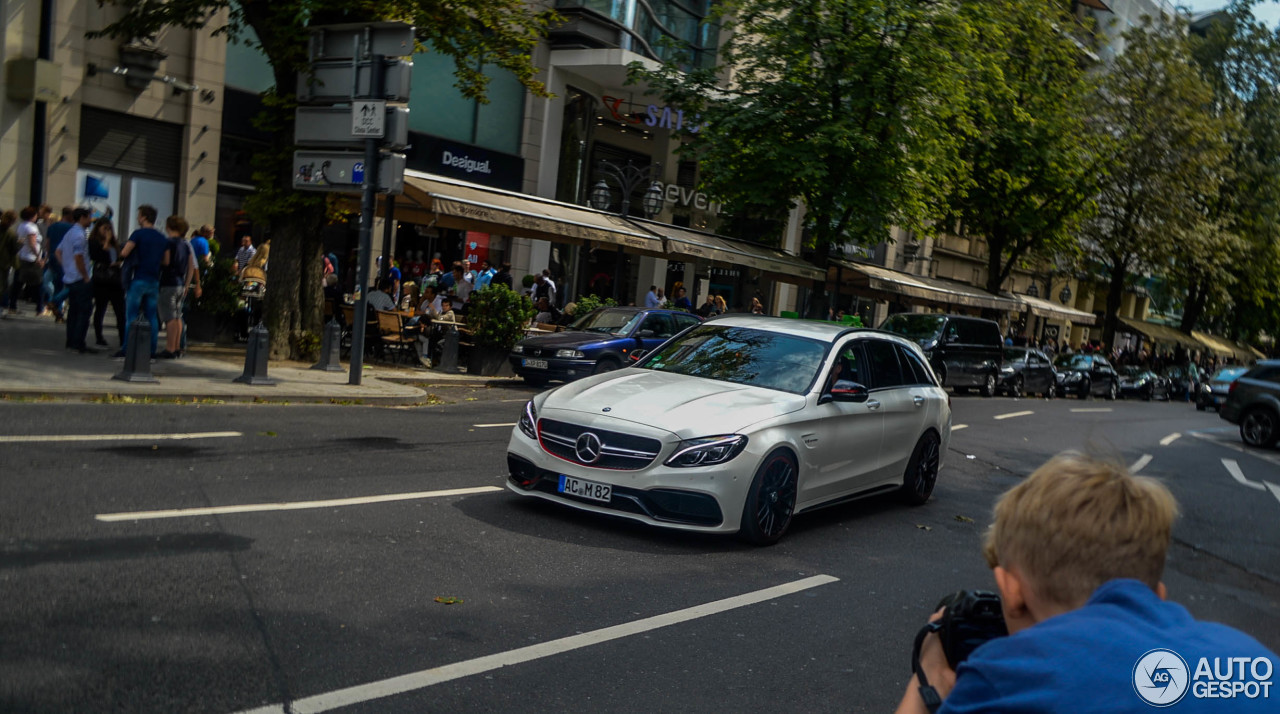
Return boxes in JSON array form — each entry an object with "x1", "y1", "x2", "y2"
[
  {"x1": 45, "y1": 221, "x2": 72, "y2": 272},
  {"x1": 941, "y1": 579, "x2": 1277, "y2": 713},
  {"x1": 126, "y1": 227, "x2": 169, "y2": 282},
  {"x1": 190, "y1": 236, "x2": 210, "y2": 261}
]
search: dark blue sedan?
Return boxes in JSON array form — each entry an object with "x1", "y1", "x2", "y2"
[{"x1": 510, "y1": 307, "x2": 702, "y2": 385}]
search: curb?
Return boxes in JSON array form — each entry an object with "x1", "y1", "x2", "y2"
[{"x1": 0, "y1": 390, "x2": 438, "y2": 407}]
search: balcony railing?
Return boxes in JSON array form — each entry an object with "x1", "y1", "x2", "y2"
[{"x1": 552, "y1": 0, "x2": 719, "y2": 70}]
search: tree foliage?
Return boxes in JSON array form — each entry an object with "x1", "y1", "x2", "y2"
[
  {"x1": 90, "y1": 0, "x2": 555, "y2": 358},
  {"x1": 1080, "y1": 18, "x2": 1234, "y2": 348},
  {"x1": 634, "y1": 0, "x2": 976, "y2": 250},
  {"x1": 943, "y1": 0, "x2": 1108, "y2": 295}
]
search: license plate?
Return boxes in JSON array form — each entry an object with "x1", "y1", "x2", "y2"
[
  {"x1": 558, "y1": 474, "x2": 611, "y2": 503},
  {"x1": 523, "y1": 358, "x2": 548, "y2": 369}
]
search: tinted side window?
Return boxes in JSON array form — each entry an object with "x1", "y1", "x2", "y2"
[
  {"x1": 674, "y1": 314, "x2": 700, "y2": 331},
  {"x1": 985, "y1": 322, "x2": 1003, "y2": 346},
  {"x1": 1250, "y1": 366, "x2": 1280, "y2": 384},
  {"x1": 898, "y1": 345, "x2": 935, "y2": 386},
  {"x1": 825, "y1": 340, "x2": 866, "y2": 388},
  {"x1": 954, "y1": 319, "x2": 979, "y2": 344},
  {"x1": 639, "y1": 313, "x2": 675, "y2": 338},
  {"x1": 864, "y1": 339, "x2": 905, "y2": 388}
]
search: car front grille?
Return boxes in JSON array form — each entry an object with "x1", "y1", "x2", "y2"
[{"x1": 537, "y1": 418, "x2": 661, "y2": 470}]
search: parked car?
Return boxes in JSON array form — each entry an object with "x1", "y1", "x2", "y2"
[
  {"x1": 1219, "y1": 360, "x2": 1280, "y2": 448},
  {"x1": 879, "y1": 313, "x2": 1004, "y2": 396},
  {"x1": 998, "y1": 347, "x2": 1057, "y2": 398},
  {"x1": 1162, "y1": 364, "x2": 1201, "y2": 401},
  {"x1": 1119, "y1": 366, "x2": 1170, "y2": 401},
  {"x1": 1053, "y1": 353, "x2": 1120, "y2": 400},
  {"x1": 1196, "y1": 366, "x2": 1250, "y2": 411},
  {"x1": 506, "y1": 316, "x2": 952, "y2": 545},
  {"x1": 510, "y1": 307, "x2": 701, "y2": 386}
]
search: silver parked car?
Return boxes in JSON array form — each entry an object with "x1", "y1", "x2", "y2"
[{"x1": 506, "y1": 316, "x2": 952, "y2": 545}]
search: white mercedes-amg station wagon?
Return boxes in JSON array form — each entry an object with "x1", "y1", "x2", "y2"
[{"x1": 506, "y1": 315, "x2": 952, "y2": 544}]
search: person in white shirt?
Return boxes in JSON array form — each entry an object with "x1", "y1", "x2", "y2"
[
  {"x1": 367, "y1": 277, "x2": 396, "y2": 312},
  {"x1": 645, "y1": 285, "x2": 661, "y2": 308},
  {"x1": 541, "y1": 269, "x2": 557, "y2": 307},
  {"x1": 6, "y1": 207, "x2": 45, "y2": 315},
  {"x1": 451, "y1": 262, "x2": 473, "y2": 305}
]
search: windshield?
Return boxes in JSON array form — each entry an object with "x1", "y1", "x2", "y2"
[
  {"x1": 880, "y1": 314, "x2": 946, "y2": 343},
  {"x1": 638, "y1": 325, "x2": 827, "y2": 394},
  {"x1": 569, "y1": 309, "x2": 643, "y2": 336},
  {"x1": 1055, "y1": 354, "x2": 1092, "y2": 370},
  {"x1": 1002, "y1": 348, "x2": 1026, "y2": 363}
]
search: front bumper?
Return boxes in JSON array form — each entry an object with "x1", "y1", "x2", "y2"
[
  {"x1": 509, "y1": 355, "x2": 598, "y2": 381},
  {"x1": 505, "y1": 423, "x2": 756, "y2": 533}
]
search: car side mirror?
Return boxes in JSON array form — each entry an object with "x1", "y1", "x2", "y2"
[
  {"x1": 828, "y1": 380, "x2": 869, "y2": 403},
  {"x1": 637, "y1": 329, "x2": 656, "y2": 339},
  {"x1": 629, "y1": 349, "x2": 648, "y2": 363}
]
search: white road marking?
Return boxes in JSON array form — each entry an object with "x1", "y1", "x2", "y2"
[
  {"x1": 473, "y1": 423, "x2": 517, "y2": 428},
  {"x1": 1266, "y1": 482, "x2": 1280, "y2": 507},
  {"x1": 1070, "y1": 408, "x2": 1113, "y2": 413},
  {"x1": 1159, "y1": 433, "x2": 1181, "y2": 446},
  {"x1": 1189, "y1": 431, "x2": 1280, "y2": 468},
  {"x1": 993, "y1": 411, "x2": 1034, "y2": 421},
  {"x1": 95, "y1": 486, "x2": 503, "y2": 522},
  {"x1": 0, "y1": 431, "x2": 242, "y2": 444},
  {"x1": 1129, "y1": 454, "x2": 1153, "y2": 473},
  {"x1": 500, "y1": 399, "x2": 528, "y2": 403},
  {"x1": 1222, "y1": 459, "x2": 1266, "y2": 492},
  {"x1": 233, "y1": 574, "x2": 839, "y2": 714},
  {"x1": 951, "y1": 424, "x2": 968, "y2": 432}
]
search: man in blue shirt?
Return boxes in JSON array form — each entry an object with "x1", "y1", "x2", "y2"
[
  {"x1": 43, "y1": 205, "x2": 75, "y2": 319},
  {"x1": 113, "y1": 205, "x2": 169, "y2": 358},
  {"x1": 55, "y1": 208, "x2": 95, "y2": 353},
  {"x1": 189, "y1": 224, "x2": 213, "y2": 266},
  {"x1": 474, "y1": 259, "x2": 496, "y2": 291},
  {"x1": 896, "y1": 452, "x2": 1277, "y2": 713}
]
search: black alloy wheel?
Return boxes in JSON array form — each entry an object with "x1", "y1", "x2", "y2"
[
  {"x1": 1079, "y1": 378, "x2": 1091, "y2": 399},
  {"x1": 981, "y1": 373, "x2": 997, "y2": 398},
  {"x1": 739, "y1": 451, "x2": 799, "y2": 546},
  {"x1": 1045, "y1": 381, "x2": 1056, "y2": 399},
  {"x1": 1106, "y1": 380, "x2": 1118, "y2": 401},
  {"x1": 593, "y1": 358, "x2": 620, "y2": 375},
  {"x1": 1144, "y1": 385, "x2": 1153, "y2": 402},
  {"x1": 1240, "y1": 407, "x2": 1280, "y2": 449},
  {"x1": 1009, "y1": 376, "x2": 1024, "y2": 399},
  {"x1": 900, "y1": 432, "x2": 941, "y2": 505}
]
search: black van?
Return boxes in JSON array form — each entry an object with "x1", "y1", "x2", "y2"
[{"x1": 879, "y1": 313, "x2": 1005, "y2": 396}]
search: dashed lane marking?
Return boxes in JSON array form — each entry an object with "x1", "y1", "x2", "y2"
[
  {"x1": 993, "y1": 411, "x2": 1034, "y2": 421},
  {"x1": 1159, "y1": 433, "x2": 1181, "y2": 446},
  {"x1": 951, "y1": 424, "x2": 968, "y2": 432},
  {"x1": 473, "y1": 423, "x2": 518, "y2": 428},
  {"x1": 232, "y1": 574, "x2": 840, "y2": 714},
  {"x1": 1069, "y1": 408, "x2": 1113, "y2": 413},
  {"x1": 1190, "y1": 431, "x2": 1280, "y2": 468},
  {"x1": 95, "y1": 486, "x2": 503, "y2": 522},
  {"x1": 1130, "y1": 454, "x2": 1153, "y2": 473},
  {"x1": 0, "y1": 431, "x2": 243, "y2": 444},
  {"x1": 1222, "y1": 459, "x2": 1267, "y2": 492}
]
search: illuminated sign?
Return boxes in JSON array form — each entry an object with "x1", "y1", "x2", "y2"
[{"x1": 601, "y1": 95, "x2": 703, "y2": 133}]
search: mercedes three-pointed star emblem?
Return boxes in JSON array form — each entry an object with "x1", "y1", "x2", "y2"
[{"x1": 575, "y1": 432, "x2": 603, "y2": 463}]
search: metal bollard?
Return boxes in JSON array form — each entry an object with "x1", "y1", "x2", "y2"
[
  {"x1": 113, "y1": 317, "x2": 159, "y2": 383},
  {"x1": 234, "y1": 322, "x2": 276, "y2": 385},
  {"x1": 311, "y1": 318, "x2": 343, "y2": 372},
  {"x1": 438, "y1": 325, "x2": 459, "y2": 372}
]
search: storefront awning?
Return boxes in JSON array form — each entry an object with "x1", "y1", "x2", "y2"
[
  {"x1": 1014, "y1": 293, "x2": 1096, "y2": 325},
  {"x1": 630, "y1": 219, "x2": 825, "y2": 284},
  {"x1": 398, "y1": 172, "x2": 666, "y2": 256},
  {"x1": 1193, "y1": 331, "x2": 1262, "y2": 364},
  {"x1": 831, "y1": 259, "x2": 1020, "y2": 312},
  {"x1": 1116, "y1": 317, "x2": 1202, "y2": 350}
]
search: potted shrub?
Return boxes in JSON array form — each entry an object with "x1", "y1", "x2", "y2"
[{"x1": 466, "y1": 284, "x2": 535, "y2": 376}]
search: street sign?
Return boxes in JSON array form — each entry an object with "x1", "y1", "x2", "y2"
[
  {"x1": 351, "y1": 100, "x2": 386, "y2": 138},
  {"x1": 294, "y1": 106, "x2": 409, "y2": 149},
  {"x1": 297, "y1": 59, "x2": 413, "y2": 104},
  {"x1": 293, "y1": 150, "x2": 406, "y2": 194},
  {"x1": 307, "y1": 22, "x2": 415, "y2": 61}
]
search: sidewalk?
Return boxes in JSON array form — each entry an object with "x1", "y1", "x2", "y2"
[{"x1": 0, "y1": 312, "x2": 507, "y2": 404}]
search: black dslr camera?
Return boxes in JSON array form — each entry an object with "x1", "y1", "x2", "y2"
[{"x1": 914, "y1": 590, "x2": 1009, "y2": 671}]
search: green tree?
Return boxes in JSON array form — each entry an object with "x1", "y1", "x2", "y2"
[
  {"x1": 1188, "y1": 0, "x2": 1280, "y2": 342},
  {"x1": 943, "y1": 0, "x2": 1108, "y2": 296},
  {"x1": 633, "y1": 0, "x2": 977, "y2": 250},
  {"x1": 1080, "y1": 19, "x2": 1233, "y2": 348},
  {"x1": 90, "y1": 0, "x2": 554, "y2": 358}
]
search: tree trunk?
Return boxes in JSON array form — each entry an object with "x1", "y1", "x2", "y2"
[
  {"x1": 1102, "y1": 255, "x2": 1127, "y2": 349},
  {"x1": 264, "y1": 204, "x2": 326, "y2": 359},
  {"x1": 984, "y1": 229, "x2": 1007, "y2": 295},
  {"x1": 1179, "y1": 279, "x2": 1206, "y2": 334}
]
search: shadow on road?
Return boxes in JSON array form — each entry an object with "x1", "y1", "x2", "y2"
[{"x1": 0, "y1": 532, "x2": 253, "y2": 568}]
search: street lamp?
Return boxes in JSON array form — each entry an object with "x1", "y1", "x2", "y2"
[
  {"x1": 1059, "y1": 285, "x2": 1073, "y2": 305},
  {"x1": 1026, "y1": 283, "x2": 1039, "y2": 298},
  {"x1": 588, "y1": 160, "x2": 664, "y2": 218}
]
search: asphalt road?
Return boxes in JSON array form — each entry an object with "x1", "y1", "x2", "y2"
[{"x1": 2, "y1": 387, "x2": 1278, "y2": 713}]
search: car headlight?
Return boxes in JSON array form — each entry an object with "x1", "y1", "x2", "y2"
[
  {"x1": 664, "y1": 435, "x2": 748, "y2": 467},
  {"x1": 519, "y1": 400, "x2": 538, "y2": 439},
  {"x1": 1001, "y1": 366, "x2": 1014, "y2": 374},
  {"x1": 512, "y1": 345, "x2": 524, "y2": 354},
  {"x1": 555, "y1": 349, "x2": 585, "y2": 359}
]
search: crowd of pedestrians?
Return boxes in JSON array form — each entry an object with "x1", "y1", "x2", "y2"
[{"x1": 2, "y1": 201, "x2": 206, "y2": 359}]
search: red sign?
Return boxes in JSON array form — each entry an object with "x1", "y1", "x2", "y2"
[{"x1": 465, "y1": 231, "x2": 489, "y2": 266}]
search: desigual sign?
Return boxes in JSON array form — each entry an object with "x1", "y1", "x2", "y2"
[{"x1": 441, "y1": 150, "x2": 491, "y2": 175}]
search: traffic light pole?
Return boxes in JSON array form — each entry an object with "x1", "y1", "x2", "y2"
[{"x1": 348, "y1": 54, "x2": 385, "y2": 386}]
